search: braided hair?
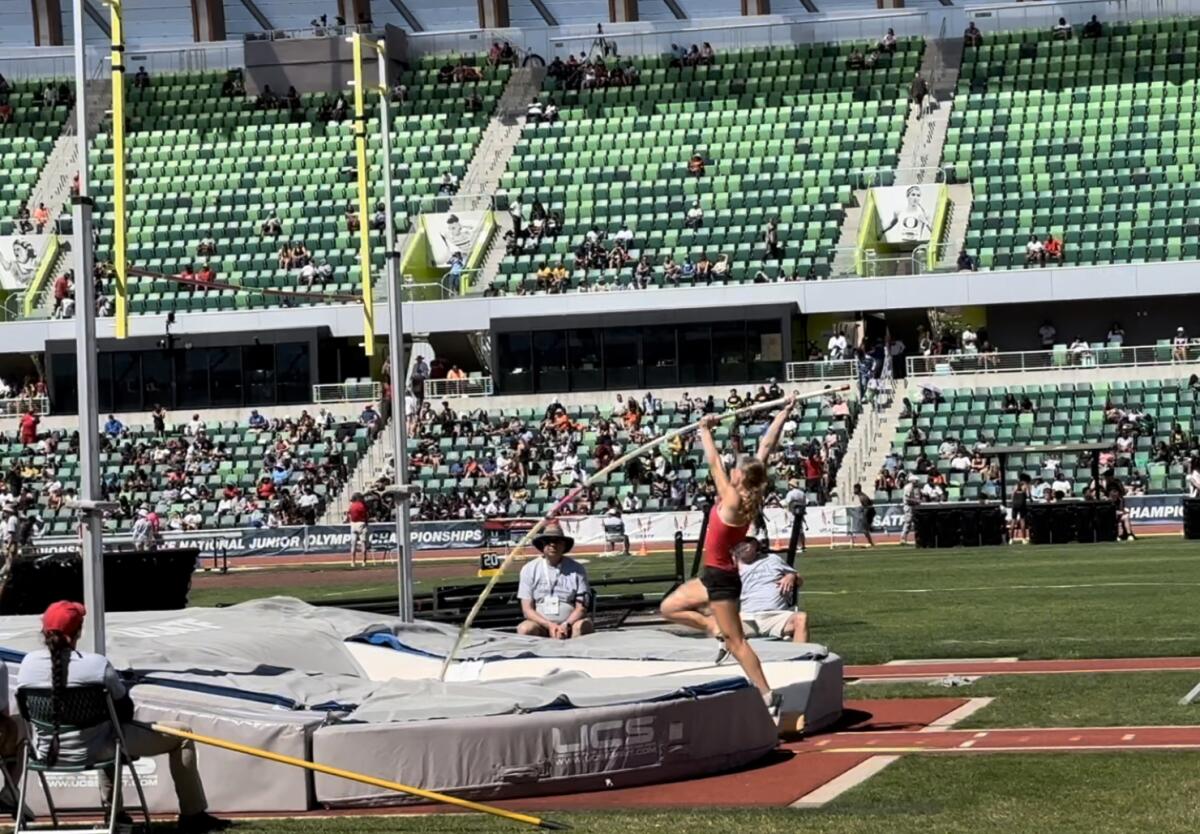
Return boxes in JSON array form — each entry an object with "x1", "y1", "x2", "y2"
[{"x1": 43, "y1": 630, "x2": 73, "y2": 767}]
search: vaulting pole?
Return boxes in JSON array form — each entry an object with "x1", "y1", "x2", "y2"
[
  {"x1": 438, "y1": 386, "x2": 851, "y2": 680},
  {"x1": 147, "y1": 723, "x2": 567, "y2": 829}
]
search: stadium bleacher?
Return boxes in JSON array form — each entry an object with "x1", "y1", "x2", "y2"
[
  {"x1": 82, "y1": 58, "x2": 507, "y2": 315},
  {"x1": 948, "y1": 17, "x2": 1200, "y2": 269},
  {"x1": 0, "y1": 77, "x2": 70, "y2": 234},
  {"x1": 6, "y1": 412, "x2": 371, "y2": 534},
  {"x1": 887, "y1": 378, "x2": 1197, "y2": 503},
  {"x1": 401, "y1": 391, "x2": 857, "y2": 520},
  {"x1": 493, "y1": 38, "x2": 920, "y2": 293}
]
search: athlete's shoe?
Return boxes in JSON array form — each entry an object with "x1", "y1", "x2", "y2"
[{"x1": 713, "y1": 636, "x2": 730, "y2": 665}]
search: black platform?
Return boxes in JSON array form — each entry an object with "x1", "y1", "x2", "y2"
[
  {"x1": 0, "y1": 548, "x2": 198, "y2": 615},
  {"x1": 1184, "y1": 497, "x2": 1200, "y2": 540},
  {"x1": 1027, "y1": 501, "x2": 1117, "y2": 545},
  {"x1": 914, "y1": 504, "x2": 1006, "y2": 548}
]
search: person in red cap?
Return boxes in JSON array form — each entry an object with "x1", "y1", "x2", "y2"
[{"x1": 17, "y1": 601, "x2": 227, "y2": 832}]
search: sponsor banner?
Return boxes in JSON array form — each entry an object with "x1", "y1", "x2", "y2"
[{"x1": 27, "y1": 495, "x2": 1184, "y2": 559}]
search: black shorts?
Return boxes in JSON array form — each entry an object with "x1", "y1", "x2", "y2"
[
  {"x1": 700, "y1": 566, "x2": 742, "y2": 603},
  {"x1": 1011, "y1": 506, "x2": 1027, "y2": 521}
]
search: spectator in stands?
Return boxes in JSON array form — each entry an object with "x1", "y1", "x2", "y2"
[
  {"x1": 248, "y1": 409, "x2": 268, "y2": 431},
  {"x1": 1083, "y1": 15, "x2": 1103, "y2": 39},
  {"x1": 763, "y1": 217, "x2": 782, "y2": 260},
  {"x1": 256, "y1": 85, "x2": 278, "y2": 109},
  {"x1": 0, "y1": 74, "x2": 8, "y2": 94},
  {"x1": 957, "y1": 249, "x2": 978, "y2": 271},
  {"x1": 197, "y1": 236, "x2": 216, "y2": 257},
  {"x1": 1105, "y1": 321, "x2": 1126, "y2": 345},
  {"x1": 700, "y1": 42, "x2": 716, "y2": 64},
  {"x1": 1038, "y1": 319, "x2": 1057, "y2": 348},
  {"x1": 910, "y1": 73, "x2": 929, "y2": 119},
  {"x1": 1052, "y1": 17, "x2": 1073, "y2": 40},
  {"x1": 438, "y1": 172, "x2": 459, "y2": 196},
  {"x1": 32, "y1": 203, "x2": 49, "y2": 233},
  {"x1": 1051, "y1": 470, "x2": 1072, "y2": 499},
  {"x1": 345, "y1": 204, "x2": 360, "y2": 233},
  {"x1": 360, "y1": 404, "x2": 380, "y2": 430},
  {"x1": 0, "y1": 100, "x2": 11, "y2": 125},
  {"x1": 331, "y1": 95, "x2": 348, "y2": 121},
  {"x1": 221, "y1": 69, "x2": 244, "y2": 97},
  {"x1": 685, "y1": 200, "x2": 704, "y2": 229},
  {"x1": 879, "y1": 28, "x2": 897, "y2": 53},
  {"x1": 964, "y1": 21, "x2": 983, "y2": 47},
  {"x1": 1044, "y1": 234, "x2": 1064, "y2": 264},
  {"x1": 1069, "y1": 336, "x2": 1092, "y2": 365},
  {"x1": 20, "y1": 409, "x2": 39, "y2": 446},
  {"x1": 1173, "y1": 326, "x2": 1190, "y2": 361},
  {"x1": 517, "y1": 522, "x2": 593, "y2": 639},
  {"x1": 826, "y1": 330, "x2": 848, "y2": 360},
  {"x1": 51, "y1": 271, "x2": 71, "y2": 316},
  {"x1": 261, "y1": 213, "x2": 282, "y2": 237},
  {"x1": 133, "y1": 66, "x2": 150, "y2": 89},
  {"x1": 196, "y1": 263, "x2": 215, "y2": 285},
  {"x1": 1025, "y1": 234, "x2": 1045, "y2": 265},
  {"x1": 687, "y1": 153, "x2": 706, "y2": 177},
  {"x1": 103, "y1": 414, "x2": 124, "y2": 437}
]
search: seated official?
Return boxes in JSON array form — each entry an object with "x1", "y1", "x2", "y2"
[
  {"x1": 516, "y1": 522, "x2": 594, "y2": 639},
  {"x1": 735, "y1": 538, "x2": 808, "y2": 643},
  {"x1": 17, "y1": 601, "x2": 227, "y2": 833}
]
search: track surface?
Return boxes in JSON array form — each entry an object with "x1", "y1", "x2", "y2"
[{"x1": 846, "y1": 656, "x2": 1200, "y2": 680}]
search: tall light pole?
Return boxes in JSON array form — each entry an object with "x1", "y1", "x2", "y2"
[
  {"x1": 72, "y1": 0, "x2": 106, "y2": 653},
  {"x1": 352, "y1": 33, "x2": 414, "y2": 621}
]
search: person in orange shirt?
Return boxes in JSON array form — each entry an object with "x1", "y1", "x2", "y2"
[
  {"x1": 446, "y1": 365, "x2": 466, "y2": 381},
  {"x1": 32, "y1": 203, "x2": 50, "y2": 232},
  {"x1": 1043, "y1": 234, "x2": 1064, "y2": 265}
]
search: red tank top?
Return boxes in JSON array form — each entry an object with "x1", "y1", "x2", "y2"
[{"x1": 702, "y1": 503, "x2": 749, "y2": 573}]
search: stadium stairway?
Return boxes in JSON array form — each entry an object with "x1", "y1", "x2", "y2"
[
  {"x1": 896, "y1": 36, "x2": 961, "y2": 184},
  {"x1": 837, "y1": 379, "x2": 905, "y2": 501},
  {"x1": 26, "y1": 133, "x2": 78, "y2": 234},
  {"x1": 936, "y1": 181, "x2": 974, "y2": 268}
]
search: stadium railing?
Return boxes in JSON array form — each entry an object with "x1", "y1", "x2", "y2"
[
  {"x1": 785, "y1": 358, "x2": 856, "y2": 384},
  {"x1": 0, "y1": 395, "x2": 50, "y2": 416},
  {"x1": 312, "y1": 381, "x2": 381, "y2": 403},
  {"x1": 907, "y1": 342, "x2": 1200, "y2": 378},
  {"x1": 424, "y1": 376, "x2": 494, "y2": 398}
]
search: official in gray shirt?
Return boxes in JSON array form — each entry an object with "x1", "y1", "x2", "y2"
[
  {"x1": 734, "y1": 539, "x2": 808, "y2": 643},
  {"x1": 17, "y1": 601, "x2": 227, "y2": 833},
  {"x1": 517, "y1": 522, "x2": 593, "y2": 639}
]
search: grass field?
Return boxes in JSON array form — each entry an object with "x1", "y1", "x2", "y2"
[
  {"x1": 168, "y1": 752, "x2": 1200, "y2": 833},
  {"x1": 179, "y1": 539, "x2": 1200, "y2": 832},
  {"x1": 190, "y1": 538, "x2": 1200, "y2": 664}
]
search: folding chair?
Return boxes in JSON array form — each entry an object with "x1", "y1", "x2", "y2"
[{"x1": 14, "y1": 685, "x2": 150, "y2": 834}]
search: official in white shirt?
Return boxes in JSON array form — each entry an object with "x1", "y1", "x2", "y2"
[
  {"x1": 516, "y1": 522, "x2": 593, "y2": 639},
  {"x1": 734, "y1": 539, "x2": 807, "y2": 643}
]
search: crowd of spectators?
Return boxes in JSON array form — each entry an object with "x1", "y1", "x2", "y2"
[
  {"x1": 354, "y1": 384, "x2": 852, "y2": 522},
  {"x1": 546, "y1": 54, "x2": 642, "y2": 91}
]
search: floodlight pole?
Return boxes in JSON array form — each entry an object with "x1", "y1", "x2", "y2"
[{"x1": 73, "y1": 1, "x2": 106, "y2": 654}]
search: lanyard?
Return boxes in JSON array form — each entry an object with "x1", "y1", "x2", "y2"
[{"x1": 538, "y1": 558, "x2": 562, "y2": 597}]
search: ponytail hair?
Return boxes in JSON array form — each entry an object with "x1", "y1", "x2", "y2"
[
  {"x1": 734, "y1": 457, "x2": 767, "y2": 524},
  {"x1": 44, "y1": 630, "x2": 72, "y2": 768}
]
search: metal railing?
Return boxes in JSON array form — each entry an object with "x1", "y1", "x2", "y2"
[
  {"x1": 785, "y1": 358, "x2": 857, "y2": 383},
  {"x1": 244, "y1": 23, "x2": 374, "y2": 41},
  {"x1": 854, "y1": 165, "x2": 949, "y2": 188},
  {"x1": 424, "y1": 377, "x2": 495, "y2": 398},
  {"x1": 312, "y1": 381, "x2": 381, "y2": 403},
  {"x1": 907, "y1": 343, "x2": 1200, "y2": 378},
  {"x1": 0, "y1": 395, "x2": 51, "y2": 417}
]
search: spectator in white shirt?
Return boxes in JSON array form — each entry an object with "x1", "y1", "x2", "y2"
[
  {"x1": 938, "y1": 438, "x2": 958, "y2": 460},
  {"x1": 622, "y1": 493, "x2": 643, "y2": 513},
  {"x1": 1173, "y1": 327, "x2": 1189, "y2": 361},
  {"x1": 1070, "y1": 337, "x2": 1092, "y2": 364},
  {"x1": 1025, "y1": 235, "x2": 1045, "y2": 264},
  {"x1": 950, "y1": 450, "x2": 972, "y2": 472},
  {"x1": 1052, "y1": 16, "x2": 1073, "y2": 39},
  {"x1": 614, "y1": 225, "x2": 634, "y2": 247},
  {"x1": 685, "y1": 201, "x2": 703, "y2": 229},
  {"x1": 1106, "y1": 322, "x2": 1125, "y2": 345},
  {"x1": 961, "y1": 327, "x2": 978, "y2": 353},
  {"x1": 1051, "y1": 471, "x2": 1072, "y2": 498},
  {"x1": 827, "y1": 331, "x2": 847, "y2": 360}
]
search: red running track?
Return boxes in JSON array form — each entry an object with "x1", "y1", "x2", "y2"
[
  {"x1": 805, "y1": 725, "x2": 1200, "y2": 754},
  {"x1": 846, "y1": 656, "x2": 1200, "y2": 680}
]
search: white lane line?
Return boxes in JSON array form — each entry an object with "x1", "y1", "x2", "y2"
[
  {"x1": 790, "y1": 756, "x2": 901, "y2": 809},
  {"x1": 920, "y1": 697, "x2": 996, "y2": 732},
  {"x1": 1122, "y1": 734, "x2": 1136, "y2": 741},
  {"x1": 958, "y1": 740, "x2": 976, "y2": 748}
]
